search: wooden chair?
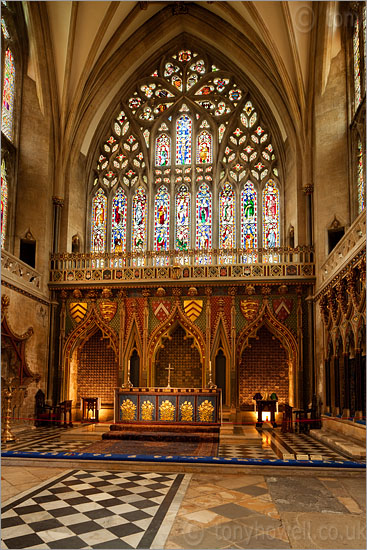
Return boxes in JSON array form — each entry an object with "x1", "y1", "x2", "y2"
[{"x1": 34, "y1": 389, "x2": 60, "y2": 427}]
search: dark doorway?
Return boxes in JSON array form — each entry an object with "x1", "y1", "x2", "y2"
[
  {"x1": 215, "y1": 349, "x2": 226, "y2": 405},
  {"x1": 130, "y1": 349, "x2": 140, "y2": 387}
]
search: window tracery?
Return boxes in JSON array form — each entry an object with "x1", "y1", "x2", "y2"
[{"x1": 89, "y1": 46, "x2": 282, "y2": 259}]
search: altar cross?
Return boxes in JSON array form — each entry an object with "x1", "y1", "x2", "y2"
[{"x1": 165, "y1": 363, "x2": 174, "y2": 389}]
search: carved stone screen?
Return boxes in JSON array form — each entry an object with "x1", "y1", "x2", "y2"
[
  {"x1": 78, "y1": 330, "x2": 117, "y2": 402},
  {"x1": 155, "y1": 325, "x2": 202, "y2": 387}
]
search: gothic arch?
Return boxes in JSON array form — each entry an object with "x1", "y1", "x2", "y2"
[
  {"x1": 211, "y1": 319, "x2": 231, "y2": 405},
  {"x1": 236, "y1": 301, "x2": 298, "y2": 405},
  {"x1": 124, "y1": 318, "x2": 143, "y2": 386},
  {"x1": 62, "y1": 304, "x2": 118, "y2": 401},
  {"x1": 147, "y1": 301, "x2": 206, "y2": 386}
]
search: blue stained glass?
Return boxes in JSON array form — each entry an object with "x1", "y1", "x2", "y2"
[
  {"x1": 155, "y1": 133, "x2": 171, "y2": 166},
  {"x1": 111, "y1": 187, "x2": 127, "y2": 253},
  {"x1": 176, "y1": 115, "x2": 192, "y2": 165},
  {"x1": 219, "y1": 183, "x2": 235, "y2": 249},
  {"x1": 241, "y1": 181, "x2": 257, "y2": 263},
  {"x1": 196, "y1": 184, "x2": 212, "y2": 249},
  {"x1": 154, "y1": 186, "x2": 170, "y2": 251},
  {"x1": 175, "y1": 185, "x2": 190, "y2": 250}
]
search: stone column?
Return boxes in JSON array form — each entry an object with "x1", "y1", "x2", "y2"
[
  {"x1": 354, "y1": 349, "x2": 363, "y2": 419},
  {"x1": 342, "y1": 352, "x2": 350, "y2": 418},
  {"x1": 324, "y1": 358, "x2": 331, "y2": 413},
  {"x1": 333, "y1": 355, "x2": 340, "y2": 416},
  {"x1": 303, "y1": 185, "x2": 314, "y2": 248},
  {"x1": 52, "y1": 197, "x2": 64, "y2": 253}
]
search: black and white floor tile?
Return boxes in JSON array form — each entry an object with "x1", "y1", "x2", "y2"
[
  {"x1": 1, "y1": 470, "x2": 190, "y2": 549},
  {"x1": 218, "y1": 443, "x2": 278, "y2": 460},
  {"x1": 273, "y1": 432, "x2": 360, "y2": 462}
]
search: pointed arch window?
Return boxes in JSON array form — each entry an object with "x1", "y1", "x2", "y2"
[
  {"x1": 357, "y1": 138, "x2": 365, "y2": 213},
  {"x1": 1, "y1": 159, "x2": 8, "y2": 249},
  {"x1": 91, "y1": 188, "x2": 107, "y2": 253},
  {"x1": 263, "y1": 181, "x2": 279, "y2": 261},
  {"x1": 176, "y1": 115, "x2": 192, "y2": 165},
  {"x1": 175, "y1": 185, "x2": 190, "y2": 251},
  {"x1": 154, "y1": 186, "x2": 170, "y2": 252},
  {"x1": 219, "y1": 182, "x2": 235, "y2": 252},
  {"x1": 132, "y1": 186, "x2": 147, "y2": 253},
  {"x1": 196, "y1": 183, "x2": 212, "y2": 264},
  {"x1": 155, "y1": 133, "x2": 171, "y2": 166},
  {"x1": 111, "y1": 187, "x2": 127, "y2": 253},
  {"x1": 241, "y1": 181, "x2": 257, "y2": 262},
  {"x1": 196, "y1": 131, "x2": 212, "y2": 164},
  {"x1": 2, "y1": 48, "x2": 15, "y2": 141}
]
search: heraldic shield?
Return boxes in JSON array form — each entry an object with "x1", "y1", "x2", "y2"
[
  {"x1": 69, "y1": 302, "x2": 88, "y2": 323},
  {"x1": 240, "y1": 299, "x2": 260, "y2": 321},
  {"x1": 99, "y1": 300, "x2": 117, "y2": 322},
  {"x1": 152, "y1": 299, "x2": 171, "y2": 321},
  {"x1": 273, "y1": 298, "x2": 293, "y2": 321},
  {"x1": 183, "y1": 300, "x2": 203, "y2": 322}
]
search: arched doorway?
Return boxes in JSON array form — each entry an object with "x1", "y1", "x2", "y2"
[
  {"x1": 154, "y1": 324, "x2": 202, "y2": 387},
  {"x1": 215, "y1": 349, "x2": 226, "y2": 405},
  {"x1": 239, "y1": 325, "x2": 289, "y2": 406},
  {"x1": 129, "y1": 349, "x2": 140, "y2": 387}
]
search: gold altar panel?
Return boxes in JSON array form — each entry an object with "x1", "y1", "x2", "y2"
[
  {"x1": 155, "y1": 325, "x2": 202, "y2": 387},
  {"x1": 78, "y1": 330, "x2": 117, "y2": 401},
  {"x1": 198, "y1": 400, "x2": 214, "y2": 422},
  {"x1": 120, "y1": 398, "x2": 137, "y2": 421}
]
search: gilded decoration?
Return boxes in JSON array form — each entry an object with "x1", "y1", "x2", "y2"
[
  {"x1": 184, "y1": 299, "x2": 203, "y2": 321},
  {"x1": 180, "y1": 400, "x2": 193, "y2": 421},
  {"x1": 141, "y1": 400, "x2": 154, "y2": 421},
  {"x1": 159, "y1": 399, "x2": 175, "y2": 421},
  {"x1": 199, "y1": 400, "x2": 214, "y2": 422},
  {"x1": 120, "y1": 398, "x2": 136, "y2": 420},
  {"x1": 99, "y1": 300, "x2": 117, "y2": 322},
  {"x1": 240, "y1": 299, "x2": 260, "y2": 321},
  {"x1": 69, "y1": 302, "x2": 88, "y2": 323}
]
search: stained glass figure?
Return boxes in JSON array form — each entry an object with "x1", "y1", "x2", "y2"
[
  {"x1": 262, "y1": 180, "x2": 279, "y2": 253},
  {"x1": 1, "y1": 159, "x2": 7, "y2": 249},
  {"x1": 241, "y1": 181, "x2": 257, "y2": 262},
  {"x1": 2, "y1": 48, "x2": 15, "y2": 141},
  {"x1": 175, "y1": 185, "x2": 190, "y2": 250},
  {"x1": 1, "y1": 18, "x2": 10, "y2": 38},
  {"x1": 176, "y1": 115, "x2": 192, "y2": 165},
  {"x1": 91, "y1": 188, "x2": 107, "y2": 253},
  {"x1": 353, "y1": 16, "x2": 362, "y2": 108},
  {"x1": 219, "y1": 183, "x2": 235, "y2": 249},
  {"x1": 111, "y1": 187, "x2": 127, "y2": 253},
  {"x1": 357, "y1": 139, "x2": 365, "y2": 213},
  {"x1": 196, "y1": 131, "x2": 212, "y2": 164},
  {"x1": 132, "y1": 186, "x2": 147, "y2": 252},
  {"x1": 154, "y1": 186, "x2": 170, "y2": 251},
  {"x1": 196, "y1": 184, "x2": 212, "y2": 259},
  {"x1": 155, "y1": 133, "x2": 171, "y2": 166}
]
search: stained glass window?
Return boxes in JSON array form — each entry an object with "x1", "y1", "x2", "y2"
[
  {"x1": 219, "y1": 183, "x2": 235, "y2": 249},
  {"x1": 132, "y1": 186, "x2": 147, "y2": 252},
  {"x1": 1, "y1": 159, "x2": 8, "y2": 249},
  {"x1": 241, "y1": 181, "x2": 257, "y2": 262},
  {"x1": 196, "y1": 184, "x2": 212, "y2": 263},
  {"x1": 353, "y1": 16, "x2": 362, "y2": 108},
  {"x1": 111, "y1": 187, "x2": 127, "y2": 253},
  {"x1": 2, "y1": 48, "x2": 15, "y2": 141},
  {"x1": 196, "y1": 131, "x2": 212, "y2": 164},
  {"x1": 175, "y1": 185, "x2": 190, "y2": 250},
  {"x1": 263, "y1": 180, "x2": 279, "y2": 255},
  {"x1": 357, "y1": 139, "x2": 365, "y2": 213},
  {"x1": 91, "y1": 188, "x2": 107, "y2": 253},
  {"x1": 176, "y1": 115, "x2": 192, "y2": 165},
  {"x1": 154, "y1": 186, "x2": 170, "y2": 251},
  {"x1": 155, "y1": 133, "x2": 171, "y2": 166}
]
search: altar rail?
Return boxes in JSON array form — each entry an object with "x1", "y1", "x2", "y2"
[{"x1": 50, "y1": 246, "x2": 315, "y2": 285}]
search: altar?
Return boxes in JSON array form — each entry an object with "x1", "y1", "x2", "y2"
[{"x1": 114, "y1": 387, "x2": 221, "y2": 425}]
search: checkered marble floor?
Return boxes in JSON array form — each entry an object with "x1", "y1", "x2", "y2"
[
  {"x1": 1, "y1": 470, "x2": 189, "y2": 549},
  {"x1": 274, "y1": 432, "x2": 362, "y2": 462},
  {"x1": 218, "y1": 443, "x2": 278, "y2": 460}
]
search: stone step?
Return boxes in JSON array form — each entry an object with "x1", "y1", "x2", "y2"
[{"x1": 311, "y1": 429, "x2": 366, "y2": 459}]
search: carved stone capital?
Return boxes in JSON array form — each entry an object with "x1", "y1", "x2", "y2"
[
  {"x1": 52, "y1": 196, "x2": 64, "y2": 207},
  {"x1": 303, "y1": 185, "x2": 314, "y2": 195}
]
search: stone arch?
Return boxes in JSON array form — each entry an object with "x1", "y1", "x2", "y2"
[
  {"x1": 147, "y1": 302, "x2": 206, "y2": 387},
  {"x1": 124, "y1": 319, "x2": 143, "y2": 387},
  {"x1": 236, "y1": 302, "x2": 298, "y2": 406},
  {"x1": 62, "y1": 305, "x2": 118, "y2": 402},
  {"x1": 211, "y1": 319, "x2": 231, "y2": 406}
]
